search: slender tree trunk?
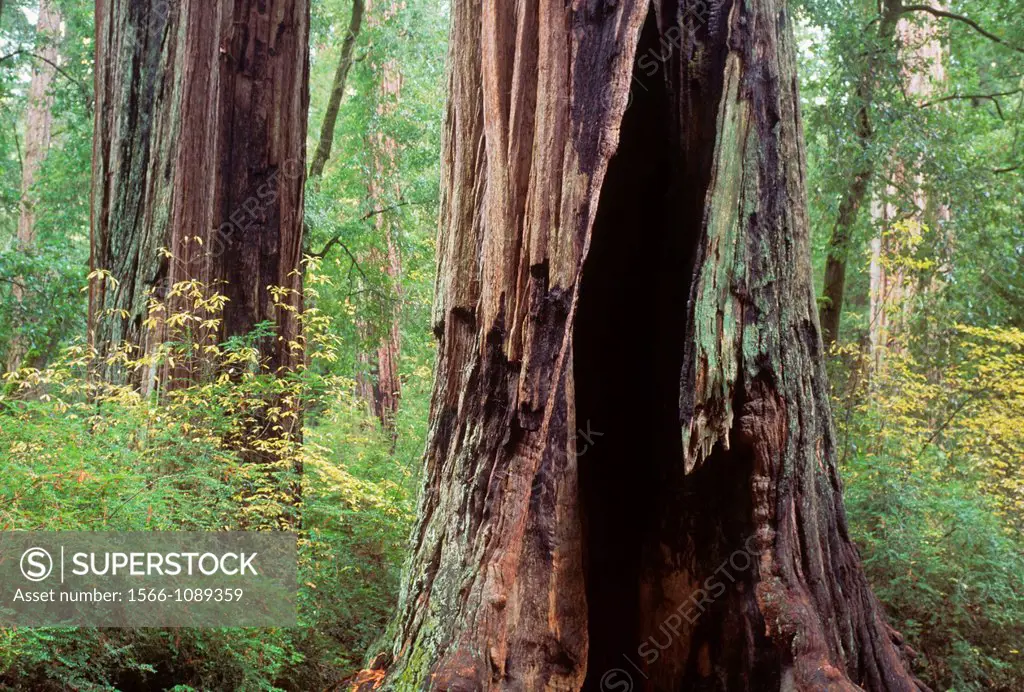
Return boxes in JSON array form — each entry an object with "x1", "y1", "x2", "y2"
[
  {"x1": 89, "y1": 0, "x2": 309, "y2": 394},
  {"x1": 350, "y1": 1, "x2": 405, "y2": 436},
  {"x1": 818, "y1": 0, "x2": 902, "y2": 348},
  {"x1": 819, "y1": 115, "x2": 872, "y2": 348},
  {"x1": 308, "y1": 0, "x2": 364, "y2": 180},
  {"x1": 868, "y1": 11, "x2": 947, "y2": 371},
  {"x1": 16, "y1": 0, "x2": 59, "y2": 254},
  {"x1": 354, "y1": 1, "x2": 926, "y2": 690},
  {"x1": 363, "y1": 36, "x2": 404, "y2": 437},
  {"x1": 9, "y1": 0, "x2": 61, "y2": 371}
]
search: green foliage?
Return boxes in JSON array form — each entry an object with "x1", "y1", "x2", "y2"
[
  {"x1": 0, "y1": 280, "x2": 421, "y2": 688},
  {"x1": 1, "y1": 0, "x2": 445, "y2": 686},
  {"x1": 835, "y1": 325, "x2": 1024, "y2": 690},
  {"x1": 304, "y1": 0, "x2": 447, "y2": 382},
  {"x1": 798, "y1": 3, "x2": 1024, "y2": 684},
  {"x1": 798, "y1": 0, "x2": 1024, "y2": 332}
]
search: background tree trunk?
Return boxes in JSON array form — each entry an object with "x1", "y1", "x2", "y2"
[
  {"x1": 9, "y1": 0, "x2": 61, "y2": 371},
  {"x1": 16, "y1": 0, "x2": 60, "y2": 255},
  {"x1": 89, "y1": 0, "x2": 309, "y2": 393},
  {"x1": 868, "y1": 11, "x2": 947, "y2": 371},
  {"x1": 355, "y1": 0, "x2": 926, "y2": 690},
  {"x1": 818, "y1": 0, "x2": 902, "y2": 348},
  {"x1": 361, "y1": 10, "x2": 404, "y2": 437}
]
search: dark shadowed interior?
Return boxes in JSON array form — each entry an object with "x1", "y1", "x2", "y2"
[{"x1": 574, "y1": 5, "x2": 781, "y2": 689}]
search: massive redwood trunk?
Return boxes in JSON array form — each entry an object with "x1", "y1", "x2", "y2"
[
  {"x1": 356, "y1": 0, "x2": 925, "y2": 690},
  {"x1": 89, "y1": 0, "x2": 309, "y2": 391}
]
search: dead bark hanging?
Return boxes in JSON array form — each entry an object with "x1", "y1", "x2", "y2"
[
  {"x1": 309, "y1": 0, "x2": 365, "y2": 180},
  {"x1": 355, "y1": 0, "x2": 927, "y2": 690}
]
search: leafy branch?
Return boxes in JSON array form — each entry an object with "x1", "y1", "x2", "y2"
[
  {"x1": 920, "y1": 87, "x2": 1023, "y2": 119},
  {"x1": 0, "y1": 49, "x2": 92, "y2": 111},
  {"x1": 900, "y1": 5, "x2": 1024, "y2": 55}
]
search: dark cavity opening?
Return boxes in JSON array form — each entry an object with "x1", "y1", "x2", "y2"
[
  {"x1": 575, "y1": 5, "x2": 694, "y2": 685},
  {"x1": 575, "y1": 3, "x2": 780, "y2": 689}
]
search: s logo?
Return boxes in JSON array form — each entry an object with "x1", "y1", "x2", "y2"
[{"x1": 20, "y1": 547, "x2": 53, "y2": 582}]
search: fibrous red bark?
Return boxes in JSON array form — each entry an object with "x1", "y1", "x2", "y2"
[
  {"x1": 89, "y1": 0, "x2": 309, "y2": 393},
  {"x1": 362, "y1": 17, "x2": 404, "y2": 436},
  {"x1": 355, "y1": 0, "x2": 927, "y2": 690}
]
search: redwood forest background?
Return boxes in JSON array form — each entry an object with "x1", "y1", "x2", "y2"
[{"x1": 0, "y1": 0, "x2": 1022, "y2": 690}]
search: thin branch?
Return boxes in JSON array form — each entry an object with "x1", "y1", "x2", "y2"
[
  {"x1": 919, "y1": 87, "x2": 1022, "y2": 119},
  {"x1": 879, "y1": 175, "x2": 927, "y2": 215},
  {"x1": 12, "y1": 120, "x2": 22, "y2": 172},
  {"x1": 310, "y1": 199, "x2": 432, "y2": 260},
  {"x1": 310, "y1": 233, "x2": 360, "y2": 265},
  {"x1": 0, "y1": 276, "x2": 29, "y2": 290},
  {"x1": 912, "y1": 389, "x2": 983, "y2": 462},
  {"x1": 900, "y1": 5, "x2": 1024, "y2": 55},
  {"x1": 0, "y1": 49, "x2": 92, "y2": 111},
  {"x1": 359, "y1": 199, "x2": 425, "y2": 220}
]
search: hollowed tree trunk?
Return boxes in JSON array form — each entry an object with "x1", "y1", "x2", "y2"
[
  {"x1": 356, "y1": 0, "x2": 926, "y2": 690},
  {"x1": 89, "y1": 0, "x2": 309, "y2": 391}
]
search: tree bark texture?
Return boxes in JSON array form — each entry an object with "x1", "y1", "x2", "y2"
[
  {"x1": 355, "y1": 0, "x2": 926, "y2": 691},
  {"x1": 89, "y1": 0, "x2": 309, "y2": 390},
  {"x1": 308, "y1": 0, "x2": 364, "y2": 180}
]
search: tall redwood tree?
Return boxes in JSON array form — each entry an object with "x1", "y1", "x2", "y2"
[
  {"x1": 356, "y1": 0, "x2": 926, "y2": 690},
  {"x1": 89, "y1": 0, "x2": 309, "y2": 391}
]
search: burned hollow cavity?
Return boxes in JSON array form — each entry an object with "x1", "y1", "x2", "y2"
[{"x1": 574, "y1": 3, "x2": 781, "y2": 689}]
